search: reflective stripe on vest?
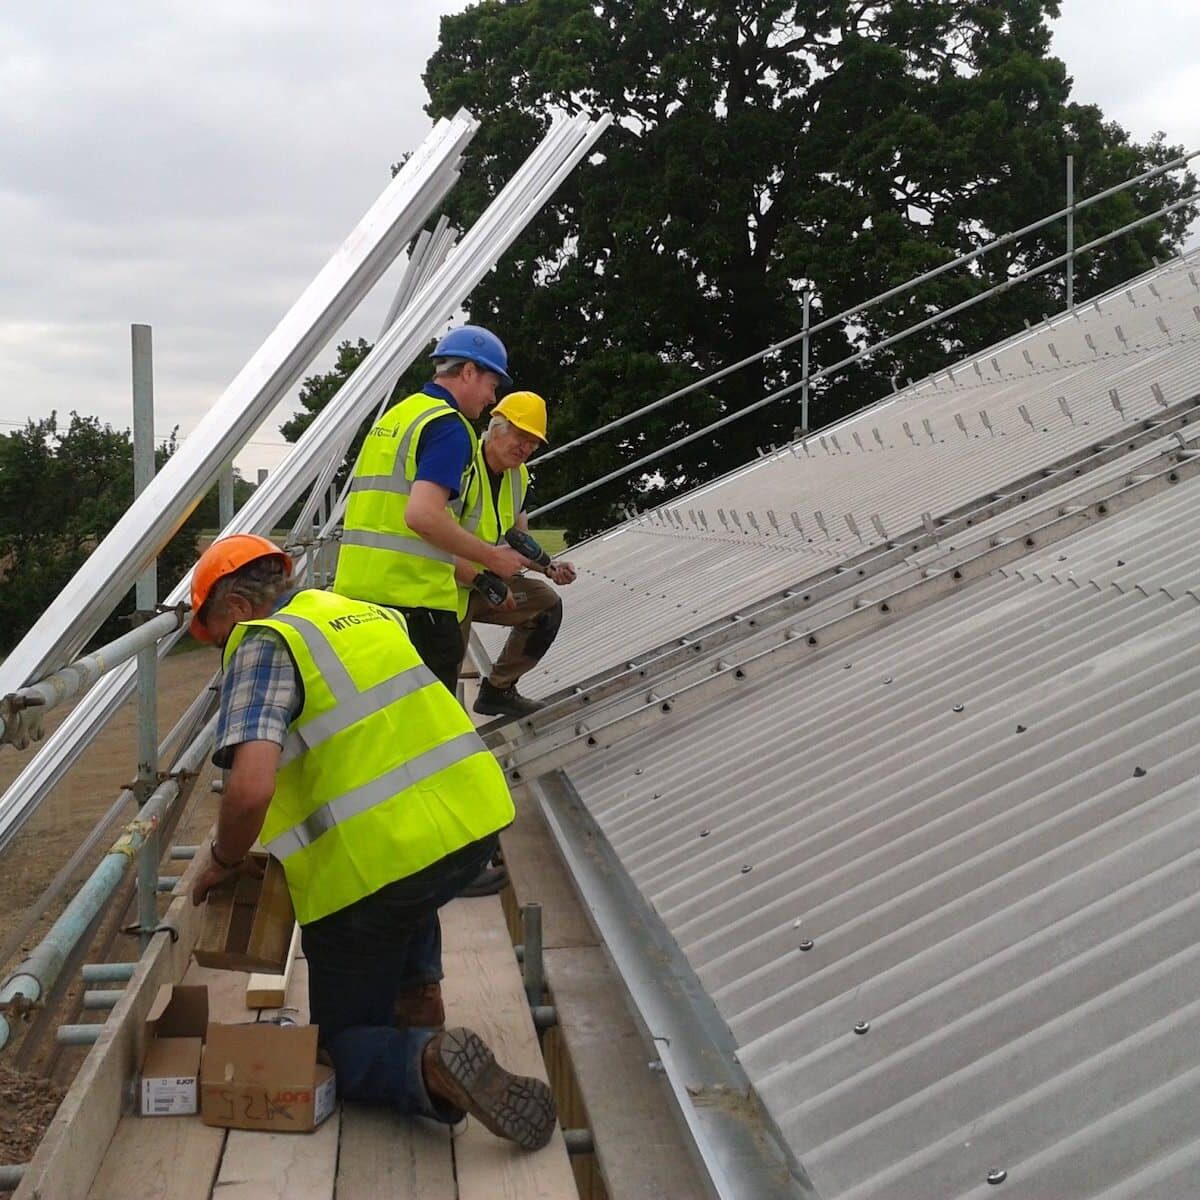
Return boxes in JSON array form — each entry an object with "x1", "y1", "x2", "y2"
[
  {"x1": 334, "y1": 392, "x2": 477, "y2": 610},
  {"x1": 460, "y1": 443, "x2": 529, "y2": 547},
  {"x1": 222, "y1": 590, "x2": 514, "y2": 924}
]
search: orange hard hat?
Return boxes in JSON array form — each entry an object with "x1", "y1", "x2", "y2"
[{"x1": 189, "y1": 533, "x2": 292, "y2": 642}]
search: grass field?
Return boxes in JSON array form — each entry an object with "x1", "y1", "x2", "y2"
[{"x1": 528, "y1": 527, "x2": 567, "y2": 554}]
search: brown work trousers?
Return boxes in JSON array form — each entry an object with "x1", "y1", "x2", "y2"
[{"x1": 460, "y1": 572, "x2": 562, "y2": 689}]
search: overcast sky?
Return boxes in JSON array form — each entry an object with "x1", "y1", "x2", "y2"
[{"x1": 1, "y1": 1, "x2": 1197, "y2": 479}]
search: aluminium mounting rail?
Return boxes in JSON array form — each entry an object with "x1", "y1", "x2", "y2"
[
  {"x1": 0, "y1": 111, "x2": 478, "y2": 698},
  {"x1": 500, "y1": 436, "x2": 1200, "y2": 785},
  {"x1": 483, "y1": 390, "x2": 1200, "y2": 748},
  {"x1": 0, "y1": 110, "x2": 612, "y2": 857}
]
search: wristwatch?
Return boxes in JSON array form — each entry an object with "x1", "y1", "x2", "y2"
[{"x1": 209, "y1": 838, "x2": 244, "y2": 870}]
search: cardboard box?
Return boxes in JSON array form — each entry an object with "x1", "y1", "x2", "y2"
[
  {"x1": 194, "y1": 851, "x2": 295, "y2": 972},
  {"x1": 141, "y1": 985, "x2": 208, "y2": 1116},
  {"x1": 200, "y1": 1021, "x2": 336, "y2": 1132}
]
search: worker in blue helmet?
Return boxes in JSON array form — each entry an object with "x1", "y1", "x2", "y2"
[
  {"x1": 333, "y1": 323, "x2": 531, "y2": 896},
  {"x1": 335, "y1": 323, "x2": 530, "y2": 690}
]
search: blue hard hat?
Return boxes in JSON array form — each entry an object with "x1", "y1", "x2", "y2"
[{"x1": 430, "y1": 324, "x2": 511, "y2": 386}]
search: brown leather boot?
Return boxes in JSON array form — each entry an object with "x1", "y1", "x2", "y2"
[
  {"x1": 422, "y1": 1026, "x2": 556, "y2": 1150},
  {"x1": 392, "y1": 982, "x2": 445, "y2": 1029}
]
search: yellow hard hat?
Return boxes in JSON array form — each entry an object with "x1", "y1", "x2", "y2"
[{"x1": 494, "y1": 390, "x2": 548, "y2": 442}]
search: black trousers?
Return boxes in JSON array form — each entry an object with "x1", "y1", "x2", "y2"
[{"x1": 397, "y1": 606, "x2": 462, "y2": 694}]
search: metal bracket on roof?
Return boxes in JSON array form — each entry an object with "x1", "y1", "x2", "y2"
[
  {"x1": 501, "y1": 444, "x2": 1200, "y2": 783},
  {"x1": 480, "y1": 391, "x2": 1200, "y2": 750}
]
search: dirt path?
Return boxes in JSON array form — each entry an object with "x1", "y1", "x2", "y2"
[{"x1": 0, "y1": 649, "x2": 224, "y2": 1175}]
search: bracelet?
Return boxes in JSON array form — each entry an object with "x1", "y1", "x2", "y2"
[{"x1": 209, "y1": 838, "x2": 245, "y2": 870}]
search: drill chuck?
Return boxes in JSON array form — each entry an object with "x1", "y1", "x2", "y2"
[{"x1": 504, "y1": 528, "x2": 553, "y2": 569}]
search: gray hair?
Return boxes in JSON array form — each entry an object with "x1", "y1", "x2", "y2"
[
  {"x1": 203, "y1": 555, "x2": 293, "y2": 621},
  {"x1": 484, "y1": 414, "x2": 515, "y2": 440},
  {"x1": 432, "y1": 357, "x2": 469, "y2": 379}
]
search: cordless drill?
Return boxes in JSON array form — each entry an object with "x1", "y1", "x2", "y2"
[
  {"x1": 473, "y1": 529, "x2": 555, "y2": 604},
  {"x1": 504, "y1": 528, "x2": 553, "y2": 574}
]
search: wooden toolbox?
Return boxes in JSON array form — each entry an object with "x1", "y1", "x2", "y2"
[{"x1": 194, "y1": 851, "x2": 295, "y2": 973}]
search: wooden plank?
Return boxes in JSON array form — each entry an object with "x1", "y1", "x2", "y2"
[
  {"x1": 14, "y1": 850, "x2": 212, "y2": 1200},
  {"x1": 503, "y1": 784, "x2": 711, "y2": 1200},
  {"x1": 500, "y1": 788, "x2": 596, "y2": 951},
  {"x1": 194, "y1": 854, "x2": 293, "y2": 973},
  {"x1": 246, "y1": 922, "x2": 300, "y2": 1009},
  {"x1": 83, "y1": 960, "x2": 245, "y2": 1200},
  {"x1": 213, "y1": 1111, "x2": 340, "y2": 1200},
  {"x1": 245, "y1": 857, "x2": 295, "y2": 967},
  {"x1": 440, "y1": 896, "x2": 578, "y2": 1200},
  {"x1": 180, "y1": 959, "x2": 256, "y2": 1024},
  {"x1": 335, "y1": 1103, "x2": 456, "y2": 1200},
  {"x1": 86, "y1": 1116, "x2": 224, "y2": 1200},
  {"x1": 547, "y1": 946, "x2": 710, "y2": 1200}
]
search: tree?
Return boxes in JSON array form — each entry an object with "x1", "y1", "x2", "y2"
[
  {"x1": 0, "y1": 413, "x2": 203, "y2": 654},
  {"x1": 423, "y1": 0, "x2": 1196, "y2": 538},
  {"x1": 279, "y1": 338, "x2": 443, "y2": 514},
  {"x1": 280, "y1": 338, "x2": 424, "y2": 489}
]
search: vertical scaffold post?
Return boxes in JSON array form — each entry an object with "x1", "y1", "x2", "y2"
[
  {"x1": 801, "y1": 290, "x2": 812, "y2": 434},
  {"x1": 521, "y1": 902, "x2": 544, "y2": 1007},
  {"x1": 131, "y1": 324, "x2": 160, "y2": 950},
  {"x1": 1066, "y1": 155, "x2": 1075, "y2": 311},
  {"x1": 219, "y1": 461, "x2": 236, "y2": 529}
]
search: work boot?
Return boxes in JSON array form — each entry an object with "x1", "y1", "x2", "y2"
[
  {"x1": 474, "y1": 680, "x2": 542, "y2": 719},
  {"x1": 392, "y1": 982, "x2": 445, "y2": 1029},
  {"x1": 422, "y1": 1026, "x2": 556, "y2": 1150},
  {"x1": 458, "y1": 862, "x2": 510, "y2": 898}
]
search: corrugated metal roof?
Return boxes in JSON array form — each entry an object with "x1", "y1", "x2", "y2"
[{"x1": 479, "y1": 251, "x2": 1200, "y2": 1198}]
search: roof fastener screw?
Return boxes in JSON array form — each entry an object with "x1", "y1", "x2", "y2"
[
  {"x1": 987, "y1": 1169, "x2": 1007, "y2": 1185},
  {"x1": 634, "y1": 767, "x2": 643, "y2": 775},
  {"x1": 1015, "y1": 724, "x2": 1027, "y2": 733},
  {"x1": 798, "y1": 940, "x2": 814, "y2": 951},
  {"x1": 1133, "y1": 766, "x2": 1147, "y2": 777},
  {"x1": 883, "y1": 676, "x2": 893, "y2": 684},
  {"x1": 843, "y1": 663, "x2": 853, "y2": 670},
  {"x1": 740, "y1": 864, "x2": 753, "y2": 874},
  {"x1": 952, "y1": 703, "x2": 965, "y2": 713},
  {"x1": 1116, "y1": 559, "x2": 1125, "y2": 566},
  {"x1": 853, "y1": 1021, "x2": 870, "y2": 1035},
  {"x1": 699, "y1": 829, "x2": 710, "y2": 838}
]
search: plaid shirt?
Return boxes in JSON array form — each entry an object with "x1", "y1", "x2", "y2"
[{"x1": 212, "y1": 601, "x2": 302, "y2": 770}]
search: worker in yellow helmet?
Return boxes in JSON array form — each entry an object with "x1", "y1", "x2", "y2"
[
  {"x1": 454, "y1": 391, "x2": 576, "y2": 719},
  {"x1": 189, "y1": 534, "x2": 556, "y2": 1150}
]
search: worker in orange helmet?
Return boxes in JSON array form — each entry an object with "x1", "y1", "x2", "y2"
[
  {"x1": 453, "y1": 391, "x2": 576, "y2": 719},
  {"x1": 188, "y1": 533, "x2": 556, "y2": 1150}
]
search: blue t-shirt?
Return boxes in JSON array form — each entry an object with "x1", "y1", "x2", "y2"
[{"x1": 413, "y1": 382, "x2": 473, "y2": 499}]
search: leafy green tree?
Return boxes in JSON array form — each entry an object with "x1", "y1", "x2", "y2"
[
  {"x1": 279, "y1": 338, "x2": 446, "y2": 500},
  {"x1": 423, "y1": 0, "x2": 1196, "y2": 538},
  {"x1": 0, "y1": 413, "x2": 202, "y2": 653}
]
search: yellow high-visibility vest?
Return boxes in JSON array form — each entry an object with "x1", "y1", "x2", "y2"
[
  {"x1": 222, "y1": 589, "x2": 514, "y2": 925},
  {"x1": 334, "y1": 391, "x2": 478, "y2": 611},
  {"x1": 457, "y1": 444, "x2": 529, "y2": 617}
]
